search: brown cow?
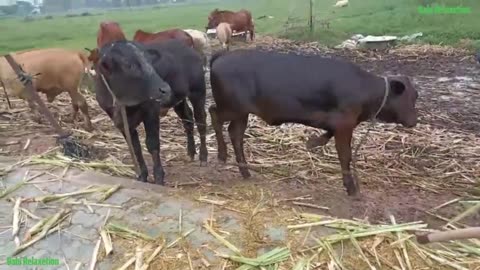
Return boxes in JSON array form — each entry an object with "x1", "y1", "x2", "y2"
[
  {"x1": 85, "y1": 21, "x2": 128, "y2": 67},
  {"x1": 0, "y1": 48, "x2": 94, "y2": 131},
  {"x1": 97, "y1": 21, "x2": 127, "y2": 48},
  {"x1": 207, "y1": 8, "x2": 255, "y2": 41},
  {"x1": 209, "y1": 49, "x2": 418, "y2": 196},
  {"x1": 132, "y1": 29, "x2": 194, "y2": 48}
]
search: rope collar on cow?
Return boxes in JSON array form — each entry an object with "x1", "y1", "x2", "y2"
[{"x1": 350, "y1": 76, "x2": 390, "y2": 190}]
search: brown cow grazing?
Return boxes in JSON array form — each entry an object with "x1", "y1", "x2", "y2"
[
  {"x1": 207, "y1": 8, "x2": 255, "y2": 41},
  {"x1": 209, "y1": 49, "x2": 418, "y2": 196},
  {"x1": 133, "y1": 29, "x2": 194, "y2": 48},
  {"x1": 216, "y1": 23, "x2": 232, "y2": 50},
  {"x1": 0, "y1": 48, "x2": 94, "y2": 131}
]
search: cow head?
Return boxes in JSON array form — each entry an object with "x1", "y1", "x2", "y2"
[
  {"x1": 97, "y1": 41, "x2": 172, "y2": 107},
  {"x1": 376, "y1": 75, "x2": 418, "y2": 128}
]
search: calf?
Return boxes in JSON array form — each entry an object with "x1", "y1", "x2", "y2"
[
  {"x1": 183, "y1": 29, "x2": 210, "y2": 66},
  {"x1": 133, "y1": 29, "x2": 194, "y2": 48},
  {"x1": 94, "y1": 39, "x2": 208, "y2": 184},
  {"x1": 209, "y1": 49, "x2": 418, "y2": 196},
  {"x1": 0, "y1": 48, "x2": 94, "y2": 131},
  {"x1": 216, "y1": 23, "x2": 232, "y2": 51}
]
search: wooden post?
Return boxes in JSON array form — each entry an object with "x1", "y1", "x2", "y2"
[
  {"x1": 3, "y1": 54, "x2": 70, "y2": 138},
  {"x1": 309, "y1": 0, "x2": 314, "y2": 35}
]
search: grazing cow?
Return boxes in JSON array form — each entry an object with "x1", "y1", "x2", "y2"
[
  {"x1": 94, "y1": 38, "x2": 208, "y2": 184},
  {"x1": 183, "y1": 29, "x2": 210, "y2": 66},
  {"x1": 209, "y1": 49, "x2": 418, "y2": 196},
  {"x1": 206, "y1": 8, "x2": 255, "y2": 41},
  {"x1": 216, "y1": 23, "x2": 232, "y2": 50},
  {"x1": 0, "y1": 48, "x2": 94, "y2": 131},
  {"x1": 133, "y1": 29, "x2": 194, "y2": 48}
]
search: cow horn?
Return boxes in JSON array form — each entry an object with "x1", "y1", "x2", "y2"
[{"x1": 84, "y1": 47, "x2": 92, "y2": 52}]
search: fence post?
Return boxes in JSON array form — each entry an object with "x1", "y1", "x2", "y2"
[{"x1": 309, "y1": 0, "x2": 314, "y2": 35}]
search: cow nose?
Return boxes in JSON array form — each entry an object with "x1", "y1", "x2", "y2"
[{"x1": 159, "y1": 84, "x2": 171, "y2": 96}]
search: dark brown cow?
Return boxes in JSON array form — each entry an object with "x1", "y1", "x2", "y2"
[
  {"x1": 206, "y1": 8, "x2": 255, "y2": 41},
  {"x1": 209, "y1": 49, "x2": 418, "y2": 197},
  {"x1": 133, "y1": 29, "x2": 194, "y2": 48}
]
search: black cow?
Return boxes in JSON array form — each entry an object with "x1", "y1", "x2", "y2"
[
  {"x1": 94, "y1": 39, "x2": 208, "y2": 185},
  {"x1": 208, "y1": 49, "x2": 418, "y2": 196}
]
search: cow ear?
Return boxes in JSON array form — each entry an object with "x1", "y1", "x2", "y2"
[{"x1": 390, "y1": 80, "x2": 405, "y2": 96}]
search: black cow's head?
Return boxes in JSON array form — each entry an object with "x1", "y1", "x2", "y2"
[
  {"x1": 97, "y1": 40, "x2": 172, "y2": 107},
  {"x1": 378, "y1": 75, "x2": 418, "y2": 128}
]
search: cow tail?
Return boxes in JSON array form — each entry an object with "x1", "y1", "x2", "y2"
[{"x1": 210, "y1": 50, "x2": 227, "y2": 69}]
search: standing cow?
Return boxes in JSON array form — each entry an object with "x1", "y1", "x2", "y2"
[
  {"x1": 0, "y1": 48, "x2": 94, "y2": 131},
  {"x1": 216, "y1": 23, "x2": 232, "y2": 50},
  {"x1": 206, "y1": 9, "x2": 255, "y2": 41},
  {"x1": 93, "y1": 20, "x2": 208, "y2": 184},
  {"x1": 208, "y1": 49, "x2": 418, "y2": 196}
]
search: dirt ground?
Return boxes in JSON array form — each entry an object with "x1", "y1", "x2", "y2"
[{"x1": 1, "y1": 35, "x2": 479, "y2": 237}]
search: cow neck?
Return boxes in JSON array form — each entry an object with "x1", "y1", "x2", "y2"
[{"x1": 372, "y1": 76, "x2": 390, "y2": 120}]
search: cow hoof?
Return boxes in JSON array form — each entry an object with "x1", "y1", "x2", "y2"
[
  {"x1": 200, "y1": 161, "x2": 207, "y2": 167},
  {"x1": 240, "y1": 169, "x2": 251, "y2": 179},
  {"x1": 84, "y1": 124, "x2": 94, "y2": 132},
  {"x1": 137, "y1": 174, "x2": 148, "y2": 183},
  {"x1": 217, "y1": 152, "x2": 227, "y2": 163},
  {"x1": 64, "y1": 117, "x2": 75, "y2": 124},
  {"x1": 346, "y1": 186, "x2": 360, "y2": 197},
  {"x1": 153, "y1": 171, "x2": 165, "y2": 185},
  {"x1": 306, "y1": 135, "x2": 329, "y2": 150}
]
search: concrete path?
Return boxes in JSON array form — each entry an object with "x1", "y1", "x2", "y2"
[{"x1": 0, "y1": 157, "x2": 293, "y2": 269}]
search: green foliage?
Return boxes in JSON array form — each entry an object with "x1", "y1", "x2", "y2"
[{"x1": 0, "y1": 0, "x2": 479, "y2": 54}]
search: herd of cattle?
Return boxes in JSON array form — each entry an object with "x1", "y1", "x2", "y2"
[{"x1": 0, "y1": 8, "x2": 422, "y2": 197}]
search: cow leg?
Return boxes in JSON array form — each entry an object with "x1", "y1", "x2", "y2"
[
  {"x1": 143, "y1": 112, "x2": 164, "y2": 185},
  {"x1": 20, "y1": 91, "x2": 42, "y2": 123},
  {"x1": 68, "y1": 103, "x2": 79, "y2": 123},
  {"x1": 79, "y1": 101, "x2": 93, "y2": 131},
  {"x1": 68, "y1": 91, "x2": 93, "y2": 131},
  {"x1": 173, "y1": 100, "x2": 196, "y2": 161},
  {"x1": 121, "y1": 128, "x2": 149, "y2": 183},
  {"x1": 228, "y1": 115, "x2": 251, "y2": 178},
  {"x1": 190, "y1": 95, "x2": 208, "y2": 166},
  {"x1": 208, "y1": 105, "x2": 227, "y2": 163},
  {"x1": 115, "y1": 110, "x2": 148, "y2": 182},
  {"x1": 333, "y1": 127, "x2": 359, "y2": 196},
  {"x1": 306, "y1": 130, "x2": 333, "y2": 150}
]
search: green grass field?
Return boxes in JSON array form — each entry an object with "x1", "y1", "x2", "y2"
[{"x1": 0, "y1": 0, "x2": 479, "y2": 55}]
